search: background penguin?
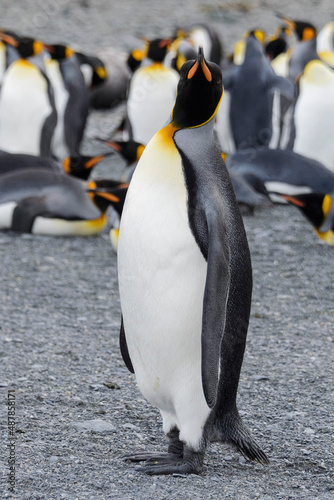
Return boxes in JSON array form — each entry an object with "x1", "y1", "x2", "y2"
[
  {"x1": 89, "y1": 47, "x2": 133, "y2": 110},
  {"x1": 0, "y1": 168, "x2": 122, "y2": 235},
  {"x1": 118, "y1": 47, "x2": 268, "y2": 475},
  {"x1": 225, "y1": 148, "x2": 334, "y2": 202},
  {"x1": 182, "y1": 23, "x2": 223, "y2": 64},
  {"x1": 317, "y1": 21, "x2": 334, "y2": 54},
  {"x1": 292, "y1": 59, "x2": 334, "y2": 172},
  {"x1": 0, "y1": 150, "x2": 61, "y2": 175},
  {"x1": 74, "y1": 50, "x2": 107, "y2": 90},
  {"x1": 230, "y1": 28, "x2": 266, "y2": 66},
  {"x1": 62, "y1": 152, "x2": 114, "y2": 180},
  {"x1": 102, "y1": 139, "x2": 145, "y2": 181},
  {"x1": 125, "y1": 37, "x2": 179, "y2": 145},
  {"x1": 44, "y1": 43, "x2": 90, "y2": 160},
  {"x1": 215, "y1": 34, "x2": 295, "y2": 153},
  {"x1": 276, "y1": 192, "x2": 334, "y2": 245},
  {"x1": 0, "y1": 34, "x2": 57, "y2": 157}
]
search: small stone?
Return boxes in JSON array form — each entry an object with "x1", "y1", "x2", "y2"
[
  {"x1": 72, "y1": 419, "x2": 116, "y2": 433},
  {"x1": 122, "y1": 423, "x2": 139, "y2": 431},
  {"x1": 304, "y1": 428, "x2": 315, "y2": 435}
]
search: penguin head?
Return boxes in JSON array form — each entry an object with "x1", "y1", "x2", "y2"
[
  {"x1": 127, "y1": 48, "x2": 144, "y2": 72},
  {"x1": 63, "y1": 154, "x2": 112, "y2": 180},
  {"x1": 104, "y1": 140, "x2": 145, "y2": 165},
  {"x1": 1, "y1": 33, "x2": 43, "y2": 58},
  {"x1": 278, "y1": 15, "x2": 317, "y2": 41},
  {"x1": 171, "y1": 47, "x2": 223, "y2": 128},
  {"x1": 279, "y1": 192, "x2": 334, "y2": 232},
  {"x1": 87, "y1": 181, "x2": 128, "y2": 215},
  {"x1": 45, "y1": 44, "x2": 74, "y2": 60},
  {"x1": 144, "y1": 37, "x2": 173, "y2": 62}
]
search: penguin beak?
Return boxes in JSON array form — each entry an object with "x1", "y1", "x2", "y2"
[
  {"x1": 84, "y1": 154, "x2": 109, "y2": 169},
  {"x1": 187, "y1": 47, "x2": 212, "y2": 82},
  {"x1": 279, "y1": 194, "x2": 305, "y2": 207},
  {"x1": 90, "y1": 191, "x2": 121, "y2": 203},
  {"x1": 104, "y1": 141, "x2": 122, "y2": 152},
  {"x1": 0, "y1": 33, "x2": 19, "y2": 47}
]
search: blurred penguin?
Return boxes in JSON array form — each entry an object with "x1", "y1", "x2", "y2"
[
  {"x1": 44, "y1": 43, "x2": 90, "y2": 160},
  {"x1": 0, "y1": 33, "x2": 57, "y2": 157}
]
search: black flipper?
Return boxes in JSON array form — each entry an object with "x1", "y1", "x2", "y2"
[
  {"x1": 11, "y1": 196, "x2": 47, "y2": 233},
  {"x1": 119, "y1": 315, "x2": 134, "y2": 373},
  {"x1": 201, "y1": 214, "x2": 231, "y2": 408}
]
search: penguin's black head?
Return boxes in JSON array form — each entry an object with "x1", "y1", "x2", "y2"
[
  {"x1": 278, "y1": 16, "x2": 317, "y2": 41},
  {"x1": 105, "y1": 140, "x2": 145, "y2": 165},
  {"x1": 172, "y1": 47, "x2": 223, "y2": 128},
  {"x1": 45, "y1": 44, "x2": 74, "y2": 60},
  {"x1": 63, "y1": 154, "x2": 110, "y2": 180},
  {"x1": 280, "y1": 192, "x2": 330, "y2": 229},
  {"x1": 1, "y1": 33, "x2": 43, "y2": 58},
  {"x1": 87, "y1": 180, "x2": 129, "y2": 215},
  {"x1": 146, "y1": 38, "x2": 173, "y2": 62},
  {"x1": 265, "y1": 37, "x2": 287, "y2": 60}
]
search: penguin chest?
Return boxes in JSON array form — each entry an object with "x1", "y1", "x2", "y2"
[
  {"x1": 0, "y1": 61, "x2": 52, "y2": 155},
  {"x1": 127, "y1": 66, "x2": 179, "y2": 144},
  {"x1": 118, "y1": 131, "x2": 208, "y2": 411}
]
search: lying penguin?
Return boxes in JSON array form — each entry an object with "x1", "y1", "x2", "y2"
[{"x1": 0, "y1": 168, "x2": 122, "y2": 235}]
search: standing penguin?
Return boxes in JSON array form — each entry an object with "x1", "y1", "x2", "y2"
[
  {"x1": 0, "y1": 34, "x2": 57, "y2": 157},
  {"x1": 125, "y1": 38, "x2": 179, "y2": 145},
  {"x1": 44, "y1": 44, "x2": 90, "y2": 160},
  {"x1": 215, "y1": 35, "x2": 295, "y2": 152},
  {"x1": 117, "y1": 48, "x2": 268, "y2": 475},
  {"x1": 293, "y1": 59, "x2": 334, "y2": 172}
]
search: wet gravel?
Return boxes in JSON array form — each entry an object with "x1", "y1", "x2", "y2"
[{"x1": 1, "y1": 1, "x2": 334, "y2": 499}]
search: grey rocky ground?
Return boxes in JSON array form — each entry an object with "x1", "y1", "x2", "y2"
[{"x1": 1, "y1": 1, "x2": 334, "y2": 499}]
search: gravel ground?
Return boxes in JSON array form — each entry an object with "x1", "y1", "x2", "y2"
[{"x1": 1, "y1": 1, "x2": 334, "y2": 499}]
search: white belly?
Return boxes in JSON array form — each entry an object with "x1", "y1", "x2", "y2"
[
  {"x1": 127, "y1": 66, "x2": 178, "y2": 145},
  {"x1": 0, "y1": 61, "x2": 52, "y2": 155},
  {"x1": 293, "y1": 63, "x2": 334, "y2": 172},
  {"x1": 118, "y1": 130, "x2": 210, "y2": 447},
  {"x1": 0, "y1": 202, "x2": 16, "y2": 229}
]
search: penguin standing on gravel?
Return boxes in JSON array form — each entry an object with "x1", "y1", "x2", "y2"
[
  {"x1": 125, "y1": 38, "x2": 179, "y2": 145},
  {"x1": 0, "y1": 34, "x2": 57, "y2": 157},
  {"x1": 44, "y1": 43, "x2": 90, "y2": 160},
  {"x1": 117, "y1": 47, "x2": 268, "y2": 475}
]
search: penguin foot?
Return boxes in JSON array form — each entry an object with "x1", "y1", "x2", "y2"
[
  {"x1": 134, "y1": 449, "x2": 205, "y2": 476},
  {"x1": 123, "y1": 451, "x2": 178, "y2": 463},
  {"x1": 215, "y1": 411, "x2": 269, "y2": 465}
]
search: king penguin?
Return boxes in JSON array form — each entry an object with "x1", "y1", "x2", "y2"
[
  {"x1": 117, "y1": 47, "x2": 269, "y2": 475},
  {"x1": 125, "y1": 38, "x2": 179, "y2": 145},
  {"x1": 0, "y1": 34, "x2": 57, "y2": 157},
  {"x1": 277, "y1": 192, "x2": 334, "y2": 245},
  {"x1": 44, "y1": 43, "x2": 90, "y2": 160},
  {"x1": 292, "y1": 59, "x2": 334, "y2": 172}
]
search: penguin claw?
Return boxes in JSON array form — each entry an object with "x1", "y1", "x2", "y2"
[
  {"x1": 136, "y1": 459, "x2": 203, "y2": 476},
  {"x1": 123, "y1": 451, "x2": 176, "y2": 463}
]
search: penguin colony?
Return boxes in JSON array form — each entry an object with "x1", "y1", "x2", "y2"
[{"x1": 1, "y1": 16, "x2": 334, "y2": 475}]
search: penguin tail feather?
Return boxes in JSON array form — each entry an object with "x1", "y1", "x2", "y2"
[{"x1": 215, "y1": 412, "x2": 269, "y2": 465}]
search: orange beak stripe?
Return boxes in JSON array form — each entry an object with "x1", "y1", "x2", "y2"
[
  {"x1": 105, "y1": 141, "x2": 122, "y2": 152},
  {"x1": 281, "y1": 194, "x2": 305, "y2": 207},
  {"x1": 85, "y1": 155, "x2": 106, "y2": 168},
  {"x1": 187, "y1": 60, "x2": 199, "y2": 79},
  {"x1": 95, "y1": 191, "x2": 120, "y2": 203},
  {"x1": 201, "y1": 59, "x2": 212, "y2": 82}
]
